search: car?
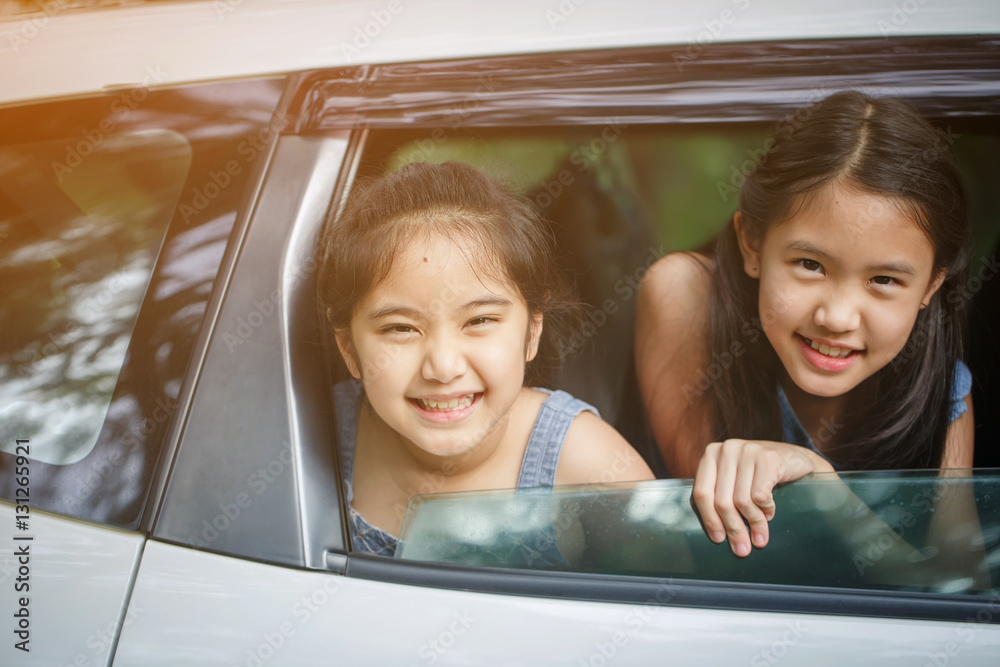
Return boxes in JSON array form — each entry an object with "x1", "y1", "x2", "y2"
[{"x1": 2, "y1": 0, "x2": 1000, "y2": 664}]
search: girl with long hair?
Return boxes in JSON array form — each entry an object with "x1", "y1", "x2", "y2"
[{"x1": 636, "y1": 91, "x2": 973, "y2": 558}]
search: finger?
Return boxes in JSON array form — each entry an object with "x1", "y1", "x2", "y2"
[
  {"x1": 733, "y1": 456, "x2": 771, "y2": 550},
  {"x1": 713, "y1": 443, "x2": 752, "y2": 558},
  {"x1": 693, "y1": 446, "x2": 725, "y2": 544}
]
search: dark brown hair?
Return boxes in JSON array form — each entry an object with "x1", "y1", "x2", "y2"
[
  {"x1": 316, "y1": 161, "x2": 581, "y2": 384},
  {"x1": 711, "y1": 90, "x2": 969, "y2": 469}
]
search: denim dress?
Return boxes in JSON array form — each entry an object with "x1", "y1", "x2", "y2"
[
  {"x1": 334, "y1": 380, "x2": 597, "y2": 559},
  {"x1": 777, "y1": 360, "x2": 973, "y2": 470}
]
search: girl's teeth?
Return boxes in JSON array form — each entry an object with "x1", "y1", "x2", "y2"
[
  {"x1": 420, "y1": 394, "x2": 474, "y2": 410},
  {"x1": 807, "y1": 339, "x2": 851, "y2": 359}
]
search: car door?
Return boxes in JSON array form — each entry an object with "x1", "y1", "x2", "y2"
[
  {"x1": 112, "y1": 37, "x2": 1000, "y2": 665},
  {"x1": 0, "y1": 78, "x2": 285, "y2": 666}
]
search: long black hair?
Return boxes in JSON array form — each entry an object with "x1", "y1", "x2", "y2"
[{"x1": 710, "y1": 91, "x2": 969, "y2": 469}]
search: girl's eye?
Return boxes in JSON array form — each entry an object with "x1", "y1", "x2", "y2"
[
  {"x1": 798, "y1": 258, "x2": 823, "y2": 273},
  {"x1": 467, "y1": 316, "x2": 497, "y2": 327},
  {"x1": 869, "y1": 275, "x2": 900, "y2": 287},
  {"x1": 381, "y1": 324, "x2": 416, "y2": 334}
]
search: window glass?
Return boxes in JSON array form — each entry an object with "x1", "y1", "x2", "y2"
[
  {"x1": 0, "y1": 130, "x2": 191, "y2": 464},
  {"x1": 398, "y1": 471, "x2": 1000, "y2": 596}
]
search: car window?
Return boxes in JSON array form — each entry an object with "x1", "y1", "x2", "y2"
[
  {"x1": 397, "y1": 471, "x2": 1000, "y2": 596},
  {"x1": 0, "y1": 79, "x2": 286, "y2": 527},
  {"x1": 0, "y1": 129, "x2": 191, "y2": 464},
  {"x1": 317, "y1": 49, "x2": 1000, "y2": 603},
  {"x1": 354, "y1": 118, "x2": 1000, "y2": 600},
  {"x1": 290, "y1": 43, "x2": 1000, "y2": 621}
]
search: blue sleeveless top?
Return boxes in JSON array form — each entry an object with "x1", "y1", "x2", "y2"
[
  {"x1": 334, "y1": 380, "x2": 598, "y2": 557},
  {"x1": 777, "y1": 359, "x2": 973, "y2": 470}
]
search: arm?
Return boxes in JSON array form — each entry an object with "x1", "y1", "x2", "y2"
[
  {"x1": 941, "y1": 394, "x2": 974, "y2": 468},
  {"x1": 635, "y1": 252, "x2": 717, "y2": 478},
  {"x1": 927, "y1": 398, "x2": 988, "y2": 587}
]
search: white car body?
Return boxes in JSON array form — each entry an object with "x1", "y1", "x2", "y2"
[{"x1": 2, "y1": 1, "x2": 1000, "y2": 665}]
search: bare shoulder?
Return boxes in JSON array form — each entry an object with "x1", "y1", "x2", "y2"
[
  {"x1": 638, "y1": 251, "x2": 713, "y2": 321},
  {"x1": 636, "y1": 251, "x2": 714, "y2": 381},
  {"x1": 555, "y1": 409, "x2": 654, "y2": 485}
]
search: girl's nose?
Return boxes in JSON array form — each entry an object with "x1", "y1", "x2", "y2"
[
  {"x1": 421, "y1": 334, "x2": 468, "y2": 383},
  {"x1": 814, "y1": 288, "x2": 861, "y2": 333}
]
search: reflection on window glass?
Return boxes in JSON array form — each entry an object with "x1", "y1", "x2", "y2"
[
  {"x1": 398, "y1": 471, "x2": 1000, "y2": 596},
  {"x1": 0, "y1": 129, "x2": 191, "y2": 464}
]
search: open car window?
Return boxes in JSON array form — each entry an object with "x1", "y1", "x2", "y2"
[
  {"x1": 332, "y1": 110, "x2": 1000, "y2": 606},
  {"x1": 398, "y1": 471, "x2": 1000, "y2": 596}
]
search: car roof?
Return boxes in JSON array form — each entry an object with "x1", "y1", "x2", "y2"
[{"x1": 1, "y1": 0, "x2": 999, "y2": 106}]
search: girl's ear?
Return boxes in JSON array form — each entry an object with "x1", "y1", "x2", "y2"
[
  {"x1": 526, "y1": 312, "x2": 543, "y2": 363},
  {"x1": 921, "y1": 268, "x2": 948, "y2": 307},
  {"x1": 733, "y1": 211, "x2": 761, "y2": 278},
  {"x1": 335, "y1": 328, "x2": 362, "y2": 379}
]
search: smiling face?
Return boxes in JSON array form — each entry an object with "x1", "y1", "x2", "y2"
[
  {"x1": 737, "y1": 180, "x2": 945, "y2": 399},
  {"x1": 336, "y1": 233, "x2": 541, "y2": 462}
]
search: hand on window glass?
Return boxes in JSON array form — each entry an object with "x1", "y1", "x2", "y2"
[{"x1": 692, "y1": 439, "x2": 835, "y2": 557}]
